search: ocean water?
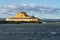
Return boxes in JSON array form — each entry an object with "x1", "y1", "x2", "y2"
[{"x1": 0, "y1": 23, "x2": 60, "y2": 40}]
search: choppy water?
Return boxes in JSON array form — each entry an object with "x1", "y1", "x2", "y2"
[{"x1": 0, "y1": 23, "x2": 60, "y2": 40}]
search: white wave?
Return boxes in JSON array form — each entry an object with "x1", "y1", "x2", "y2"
[{"x1": 50, "y1": 32, "x2": 57, "y2": 34}]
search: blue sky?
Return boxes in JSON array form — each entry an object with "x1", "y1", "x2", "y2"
[
  {"x1": 0, "y1": 0, "x2": 60, "y2": 19},
  {"x1": 0, "y1": 0, "x2": 60, "y2": 8}
]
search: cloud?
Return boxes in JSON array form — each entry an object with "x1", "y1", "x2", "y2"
[
  {"x1": 7, "y1": 4, "x2": 19, "y2": 9},
  {"x1": 22, "y1": 3, "x2": 27, "y2": 7},
  {"x1": 0, "y1": 7, "x2": 8, "y2": 13},
  {"x1": 0, "y1": 4, "x2": 60, "y2": 19},
  {"x1": 28, "y1": 11, "x2": 60, "y2": 19},
  {"x1": 29, "y1": 3, "x2": 36, "y2": 8}
]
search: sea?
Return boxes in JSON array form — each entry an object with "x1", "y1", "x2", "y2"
[{"x1": 0, "y1": 23, "x2": 60, "y2": 40}]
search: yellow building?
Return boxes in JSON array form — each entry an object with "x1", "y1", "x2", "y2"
[{"x1": 6, "y1": 11, "x2": 40, "y2": 23}]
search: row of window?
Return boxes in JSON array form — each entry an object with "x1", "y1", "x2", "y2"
[{"x1": 6, "y1": 19, "x2": 38, "y2": 21}]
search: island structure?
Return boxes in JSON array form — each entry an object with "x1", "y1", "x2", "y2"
[{"x1": 0, "y1": 11, "x2": 42, "y2": 24}]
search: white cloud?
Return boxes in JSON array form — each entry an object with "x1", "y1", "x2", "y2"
[
  {"x1": 7, "y1": 4, "x2": 19, "y2": 9},
  {"x1": 0, "y1": 8, "x2": 6, "y2": 11},
  {"x1": 35, "y1": 13, "x2": 60, "y2": 19},
  {"x1": 22, "y1": 3, "x2": 27, "y2": 7},
  {"x1": 28, "y1": 11, "x2": 60, "y2": 19},
  {"x1": 29, "y1": 3, "x2": 36, "y2": 7},
  {"x1": 0, "y1": 8, "x2": 8, "y2": 13},
  {"x1": 0, "y1": 4, "x2": 60, "y2": 19}
]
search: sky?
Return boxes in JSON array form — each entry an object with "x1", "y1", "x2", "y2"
[
  {"x1": 0, "y1": 0, "x2": 60, "y2": 19},
  {"x1": 0, "y1": 0, "x2": 60, "y2": 8}
]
